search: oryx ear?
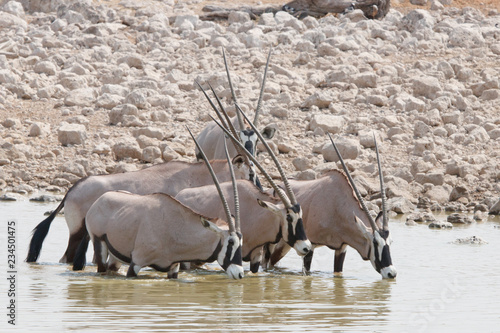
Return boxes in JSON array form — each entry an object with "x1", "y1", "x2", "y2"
[
  {"x1": 200, "y1": 217, "x2": 223, "y2": 234},
  {"x1": 354, "y1": 216, "x2": 373, "y2": 241},
  {"x1": 261, "y1": 125, "x2": 276, "y2": 140},
  {"x1": 232, "y1": 155, "x2": 245, "y2": 167},
  {"x1": 257, "y1": 199, "x2": 281, "y2": 216}
]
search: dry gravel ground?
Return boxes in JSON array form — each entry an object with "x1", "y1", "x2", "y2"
[{"x1": 0, "y1": 0, "x2": 500, "y2": 216}]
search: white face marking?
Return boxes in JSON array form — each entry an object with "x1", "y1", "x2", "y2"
[
  {"x1": 374, "y1": 231, "x2": 386, "y2": 262},
  {"x1": 381, "y1": 265, "x2": 397, "y2": 279},
  {"x1": 218, "y1": 232, "x2": 244, "y2": 279},
  {"x1": 294, "y1": 239, "x2": 312, "y2": 256},
  {"x1": 285, "y1": 209, "x2": 311, "y2": 255}
]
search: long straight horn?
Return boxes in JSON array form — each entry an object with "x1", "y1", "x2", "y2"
[
  {"x1": 223, "y1": 48, "x2": 244, "y2": 130},
  {"x1": 328, "y1": 133, "x2": 378, "y2": 232},
  {"x1": 237, "y1": 105, "x2": 297, "y2": 206},
  {"x1": 253, "y1": 48, "x2": 272, "y2": 127},
  {"x1": 195, "y1": 81, "x2": 229, "y2": 131},
  {"x1": 196, "y1": 81, "x2": 250, "y2": 165},
  {"x1": 207, "y1": 82, "x2": 240, "y2": 144},
  {"x1": 210, "y1": 115, "x2": 292, "y2": 208},
  {"x1": 223, "y1": 137, "x2": 240, "y2": 233},
  {"x1": 374, "y1": 134, "x2": 388, "y2": 231},
  {"x1": 187, "y1": 127, "x2": 235, "y2": 233}
]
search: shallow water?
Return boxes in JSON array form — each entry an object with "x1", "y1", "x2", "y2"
[{"x1": 1, "y1": 200, "x2": 499, "y2": 332}]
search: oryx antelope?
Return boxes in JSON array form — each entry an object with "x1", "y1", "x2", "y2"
[
  {"x1": 26, "y1": 157, "x2": 254, "y2": 264},
  {"x1": 71, "y1": 130, "x2": 244, "y2": 279},
  {"x1": 197, "y1": 106, "x2": 311, "y2": 272},
  {"x1": 263, "y1": 134, "x2": 397, "y2": 279},
  {"x1": 195, "y1": 49, "x2": 276, "y2": 162}
]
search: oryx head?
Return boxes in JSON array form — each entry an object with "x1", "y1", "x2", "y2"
[
  {"x1": 212, "y1": 107, "x2": 312, "y2": 258},
  {"x1": 329, "y1": 133, "x2": 397, "y2": 279},
  {"x1": 197, "y1": 48, "x2": 277, "y2": 191},
  {"x1": 200, "y1": 218, "x2": 243, "y2": 280},
  {"x1": 189, "y1": 127, "x2": 244, "y2": 280}
]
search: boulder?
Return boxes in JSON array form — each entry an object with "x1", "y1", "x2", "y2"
[
  {"x1": 112, "y1": 137, "x2": 142, "y2": 160},
  {"x1": 64, "y1": 88, "x2": 97, "y2": 107},
  {"x1": 321, "y1": 138, "x2": 360, "y2": 162},
  {"x1": 309, "y1": 115, "x2": 344, "y2": 134},
  {"x1": 29, "y1": 122, "x2": 50, "y2": 137},
  {"x1": 489, "y1": 199, "x2": 500, "y2": 215},
  {"x1": 57, "y1": 123, "x2": 87, "y2": 146},
  {"x1": 429, "y1": 221, "x2": 453, "y2": 229},
  {"x1": 447, "y1": 213, "x2": 473, "y2": 224},
  {"x1": 109, "y1": 104, "x2": 139, "y2": 125},
  {"x1": 413, "y1": 76, "x2": 442, "y2": 99},
  {"x1": 388, "y1": 196, "x2": 415, "y2": 214}
]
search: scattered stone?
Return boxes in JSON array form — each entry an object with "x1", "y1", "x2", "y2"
[
  {"x1": 429, "y1": 221, "x2": 453, "y2": 229},
  {"x1": 406, "y1": 212, "x2": 437, "y2": 223},
  {"x1": 309, "y1": 115, "x2": 344, "y2": 134},
  {"x1": 30, "y1": 194, "x2": 63, "y2": 202},
  {"x1": 451, "y1": 236, "x2": 487, "y2": 245},
  {"x1": 489, "y1": 199, "x2": 500, "y2": 215},
  {"x1": 57, "y1": 123, "x2": 87, "y2": 146},
  {"x1": 447, "y1": 213, "x2": 473, "y2": 224}
]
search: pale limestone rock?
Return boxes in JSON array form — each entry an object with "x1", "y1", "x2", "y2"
[
  {"x1": 112, "y1": 137, "x2": 142, "y2": 160},
  {"x1": 322, "y1": 138, "x2": 360, "y2": 162},
  {"x1": 29, "y1": 122, "x2": 50, "y2": 137},
  {"x1": 309, "y1": 114, "x2": 344, "y2": 134},
  {"x1": 57, "y1": 123, "x2": 87, "y2": 146}
]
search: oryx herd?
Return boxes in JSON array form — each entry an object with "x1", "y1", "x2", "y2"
[{"x1": 25, "y1": 50, "x2": 397, "y2": 280}]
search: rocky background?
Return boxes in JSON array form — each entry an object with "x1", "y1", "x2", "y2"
[{"x1": 1, "y1": 0, "x2": 500, "y2": 221}]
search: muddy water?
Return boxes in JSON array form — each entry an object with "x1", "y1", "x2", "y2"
[{"x1": 1, "y1": 200, "x2": 499, "y2": 332}]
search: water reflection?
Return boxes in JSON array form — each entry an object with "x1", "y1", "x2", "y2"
[{"x1": 55, "y1": 268, "x2": 393, "y2": 331}]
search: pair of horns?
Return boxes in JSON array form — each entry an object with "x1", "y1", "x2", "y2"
[
  {"x1": 187, "y1": 127, "x2": 240, "y2": 233},
  {"x1": 223, "y1": 47, "x2": 272, "y2": 129},
  {"x1": 198, "y1": 49, "x2": 297, "y2": 209},
  {"x1": 195, "y1": 80, "x2": 251, "y2": 168},
  {"x1": 328, "y1": 133, "x2": 388, "y2": 232},
  {"x1": 211, "y1": 108, "x2": 297, "y2": 209}
]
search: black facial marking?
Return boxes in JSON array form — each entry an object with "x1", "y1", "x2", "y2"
[
  {"x1": 221, "y1": 234, "x2": 243, "y2": 270},
  {"x1": 242, "y1": 129, "x2": 255, "y2": 137},
  {"x1": 285, "y1": 204, "x2": 307, "y2": 247},
  {"x1": 244, "y1": 140, "x2": 254, "y2": 156},
  {"x1": 373, "y1": 233, "x2": 393, "y2": 273},
  {"x1": 295, "y1": 218, "x2": 307, "y2": 240}
]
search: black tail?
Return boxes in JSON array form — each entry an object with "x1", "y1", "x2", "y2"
[
  {"x1": 72, "y1": 232, "x2": 90, "y2": 271},
  {"x1": 26, "y1": 197, "x2": 66, "y2": 262}
]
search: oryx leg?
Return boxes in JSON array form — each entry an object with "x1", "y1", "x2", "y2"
[
  {"x1": 249, "y1": 247, "x2": 263, "y2": 273},
  {"x1": 126, "y1": 261, "x2": 142, "y2": 278},
  {"x1": 107, "y1": 255, "x2": 122, "y2": 272},
  {"x1": 261, "y1": 243, "x2": 274, "y2": 270},
  {"x1": 269, "y1": 242, "x2": 292, "y2": 267},
  {"x1": 93, "y1": 237, "x2": 108, "y2": 273},
  {"x1": 167, "y1": 263, "x2": 180, "y2": 279},
  {"x1": 302, "y1": 248, "x2": 314, "y2": 274},
  {"x1": 60, "y1": 223, "x2": 87, "y2": 263},
  {"x1": 334, "y1": 244, "x2": 348, "y2": 276}
]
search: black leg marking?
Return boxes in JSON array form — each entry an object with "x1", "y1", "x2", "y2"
[
  {"x1": 303, "y1": 250, "x2": 314, "y2": 272},
  {"x1": 334, "y1": 248, "x2": 347, "y2": 274},
  {"x1": 93, "y1": 239, "x2": 107, "y2": 273},
  {"x1": 62, "y1": 223, "x2": 87, "y2": 263},
  {"x1": 72, "y1": 233, "x2": 90, "y2": 271},
  {"x1": 250, "y1": 261, "x2": 260, "y2": 273},
  {"x1": 127, "y1": 261, "x2": 138, "y2": 277}
]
